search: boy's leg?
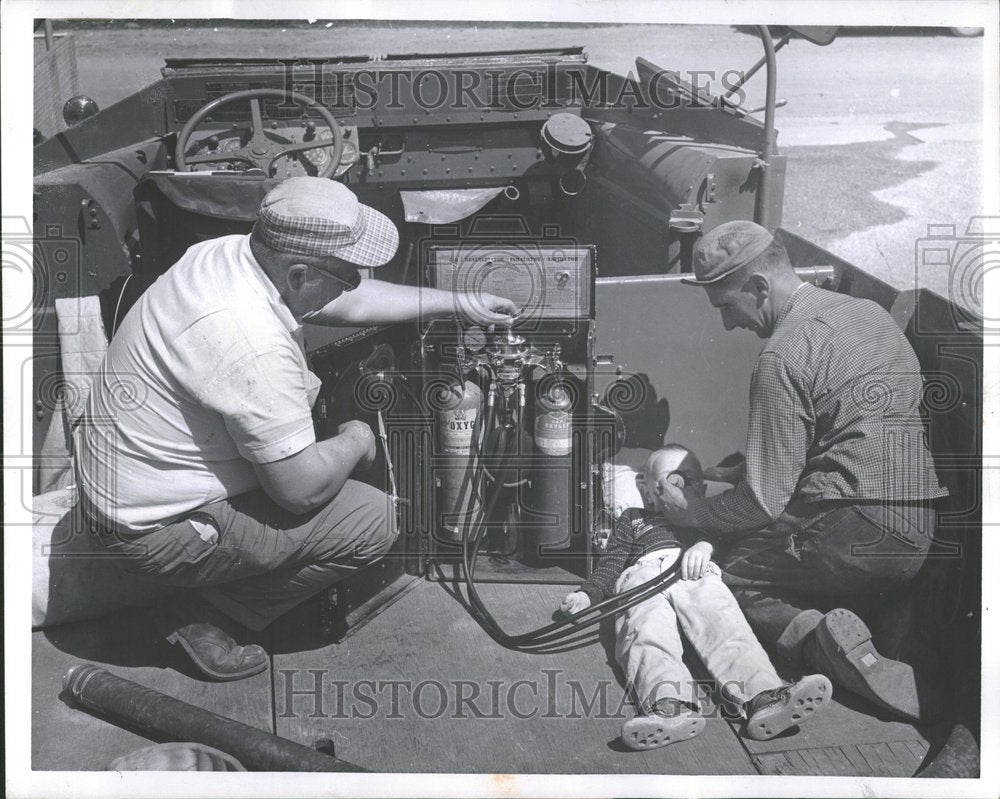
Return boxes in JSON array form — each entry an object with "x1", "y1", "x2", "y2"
[
  {"x1": 614, "y1": 557, "x2": 697, "y2": 712},
  {"x1": 616, "y1": 555, "x2": 706, "y2": 750},
  {"x1": 670, "y1": 564, "x2": 832, "y2": 739},
  {"x1": 668, "y1": 563, "x2": 783, "y2": 705}
]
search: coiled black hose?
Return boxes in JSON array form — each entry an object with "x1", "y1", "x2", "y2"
[{"x1": 461, "y1": 420, "x2": 683, "y2": 652}]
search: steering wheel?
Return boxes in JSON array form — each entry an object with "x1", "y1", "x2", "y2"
[{"x1": 174, "y1": 88, "x2": 345, "y2": 178}]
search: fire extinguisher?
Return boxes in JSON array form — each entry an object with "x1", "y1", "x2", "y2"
[
  {"x1": 524, "y1": 383, "x2": 573, "y2": 557},
  {"x1": 436, "y1": 380, "x2": 483, "y2": 544}
]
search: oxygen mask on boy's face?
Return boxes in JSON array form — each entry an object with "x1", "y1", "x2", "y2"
[
  {"x1": 652, "y1": 472, "x2": 689, "y2": 514},
  {"x1": 636, "y1": 469, "x2": 687, "y2": 513}
]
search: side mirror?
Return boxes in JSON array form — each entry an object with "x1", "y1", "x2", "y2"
[{"x1": 785, "y1": 26, "x2": 839, "y2": 45}]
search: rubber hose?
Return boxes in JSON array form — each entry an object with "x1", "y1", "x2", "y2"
[{"x1": 461, "y1": 422, "x2": 683, "y2": 650}]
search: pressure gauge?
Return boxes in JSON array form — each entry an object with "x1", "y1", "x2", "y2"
[
  {"x1": 304, "y1": 147, "x2": 329, "y2": 167},
  {"x1": 305, "y1": 131, "x2": 358, "y2": 170}
]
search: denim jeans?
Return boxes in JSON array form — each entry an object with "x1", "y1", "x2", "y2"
[
  {"x1": 89, "y1": 480, "x2": 397, "y2": 630},
  {"x1": 614, "y1": 548, "x2": 783, "y2": 714},
  {"x1": 720, "y1": 500, "x2": 935, "y2": 662}
]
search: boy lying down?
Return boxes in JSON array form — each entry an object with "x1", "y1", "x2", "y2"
[{"x1": 560, "y1": 445, "x2": 831, "y2": 751}]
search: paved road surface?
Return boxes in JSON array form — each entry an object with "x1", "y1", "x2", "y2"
[{"x1": 49, "y1": 22, "x2": 990, "y2": 309}]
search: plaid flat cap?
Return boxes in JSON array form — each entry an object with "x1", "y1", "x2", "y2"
[
  {"x1": 682, "y1": 220, "x2": 774, "y2": 285},
  {"x1": 255, "y1": 177, "x2": 398, "y2": 267}
]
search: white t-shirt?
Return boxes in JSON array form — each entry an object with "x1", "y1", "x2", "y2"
[{"x1": 76, "y1": 234, "x2": 322, "y2": 530}]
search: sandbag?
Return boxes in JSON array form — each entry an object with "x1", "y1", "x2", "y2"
[{"x1": 33, "y1": 486, "x2": 169, "y2": 628}]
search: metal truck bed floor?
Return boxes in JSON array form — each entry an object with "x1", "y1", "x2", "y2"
[{"x1": 32, "y1": 579, "x2": 942, "y2": 776}]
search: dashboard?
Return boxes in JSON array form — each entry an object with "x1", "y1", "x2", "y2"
[
  {"x1": 183, "y1": 120, "x2": 360, "y2": 178},
  {"x1": 164, "y1": 52, "x2": 589, "y2": 180}
]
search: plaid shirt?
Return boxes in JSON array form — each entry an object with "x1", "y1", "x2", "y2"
[{"x1": 691, "y1": 283, "x2": 947, "y2": 535}]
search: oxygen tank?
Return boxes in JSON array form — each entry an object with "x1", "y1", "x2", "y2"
[
  {"x1": 436, "y1": 380, "x2": 483, "y2": 544},
  {"x1": 524, "y1": 384, "x2": 574, "y2": 557}
]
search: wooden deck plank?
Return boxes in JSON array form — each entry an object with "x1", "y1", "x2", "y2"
[
  {"x1": 273, "y1": 579, "x2": 756, "y2": 774},
  {"x1": 841, "y1": 742, "x2": 877, "y2": 775},
  {"x1": 804, "y1": 747, "x2": 855, "y2": 775},
  {"x1": 32, "y1": 605, "x2": 273, "y2": 771},
  {"x1": 753, "y1": 740, "x2": 927, "y2": 778},
  {"x1": 866, "y1": 740, "x2": 927, "y2": 778},
  {"x1": 901, "y1": 738, "x2": 931, "y2": 765}
]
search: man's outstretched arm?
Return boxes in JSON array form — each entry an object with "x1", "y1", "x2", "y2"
[
  {"x1": 659, "y1": 352, "x2": 810, "y2": 535},
  {"x1": 303, "y1": 279, "x2": 518, "y2": 327}
]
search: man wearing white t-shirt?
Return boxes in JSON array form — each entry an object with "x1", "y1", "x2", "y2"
[{"x1": 76, "y1": 177, "x2": 517, "y2": 681}]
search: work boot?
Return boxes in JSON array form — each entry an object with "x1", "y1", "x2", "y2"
[
  {"x1": 153, "y1": 597, "x2": 268, "y2": 682},
  {"x1": 743, "y1": 674, "x2": 832, "y2": 740},
  {"x1": 803, "y1": 607, "x2": 926, "y2": 722},
  {"x1": 620, "y1": 699, "x2": 705, "y2": 751}
]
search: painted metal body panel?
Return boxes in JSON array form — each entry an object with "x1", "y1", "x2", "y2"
[{"x1": 27, "y1": 41, "x2": 982, "y2": 775}]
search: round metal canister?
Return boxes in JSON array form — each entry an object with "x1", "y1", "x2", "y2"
[{"x1": 541, "y1": 113, "x2": 594, "y2": 159}]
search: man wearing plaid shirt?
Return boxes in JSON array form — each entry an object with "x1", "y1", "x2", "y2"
[
  {"x1": 655, "y1": 221, "x2": 947, "y2": 722},
  {"x1": 77, "y1": 177, "x2": 517, "y2": 681}
]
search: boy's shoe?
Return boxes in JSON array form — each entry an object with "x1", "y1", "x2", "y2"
[
  {"x1": 805, "y1": 607, "x2": 928, "y2": 722},
  {"x1": 620, "y1": 699, "x2": 705, "y2": 751},
  {"x1": 744, "y1": 674, "x2": 832, "y2": 740},
  {"x1": 153, "y1": 596, "x2": 268, "y2": 682}
]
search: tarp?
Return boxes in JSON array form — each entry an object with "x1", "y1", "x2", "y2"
[
  {"x1": 135, "y1": 173, "x2": 277, "y2": 273},
  {"x1": 400, "y1": 187, "x2": 505, "y2": 224},
  {"x1": 138, "y1": 172, "x2": 279, "y2": 221}
]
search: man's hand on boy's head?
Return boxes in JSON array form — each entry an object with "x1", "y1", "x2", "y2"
[
  {"x1": 654, "y1": 476, "x2": 698, "y2": 526},
  {"x1": 704, "y1": 453, "x2": 746, "y2": 484},
  {"x1": 680, "y1": 540, "x2": 713, "y2": 580},
  {"x1": 560, "y1": 591, "x2": 592, "y2": 616}
]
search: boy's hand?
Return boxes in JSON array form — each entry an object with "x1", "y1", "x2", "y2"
[
  {"x1": 560, "y1": 591, "x2": 592, "y2": 616},
  {"x1": 680, "y1": 540, "x2": 714, "y2": 580}
]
